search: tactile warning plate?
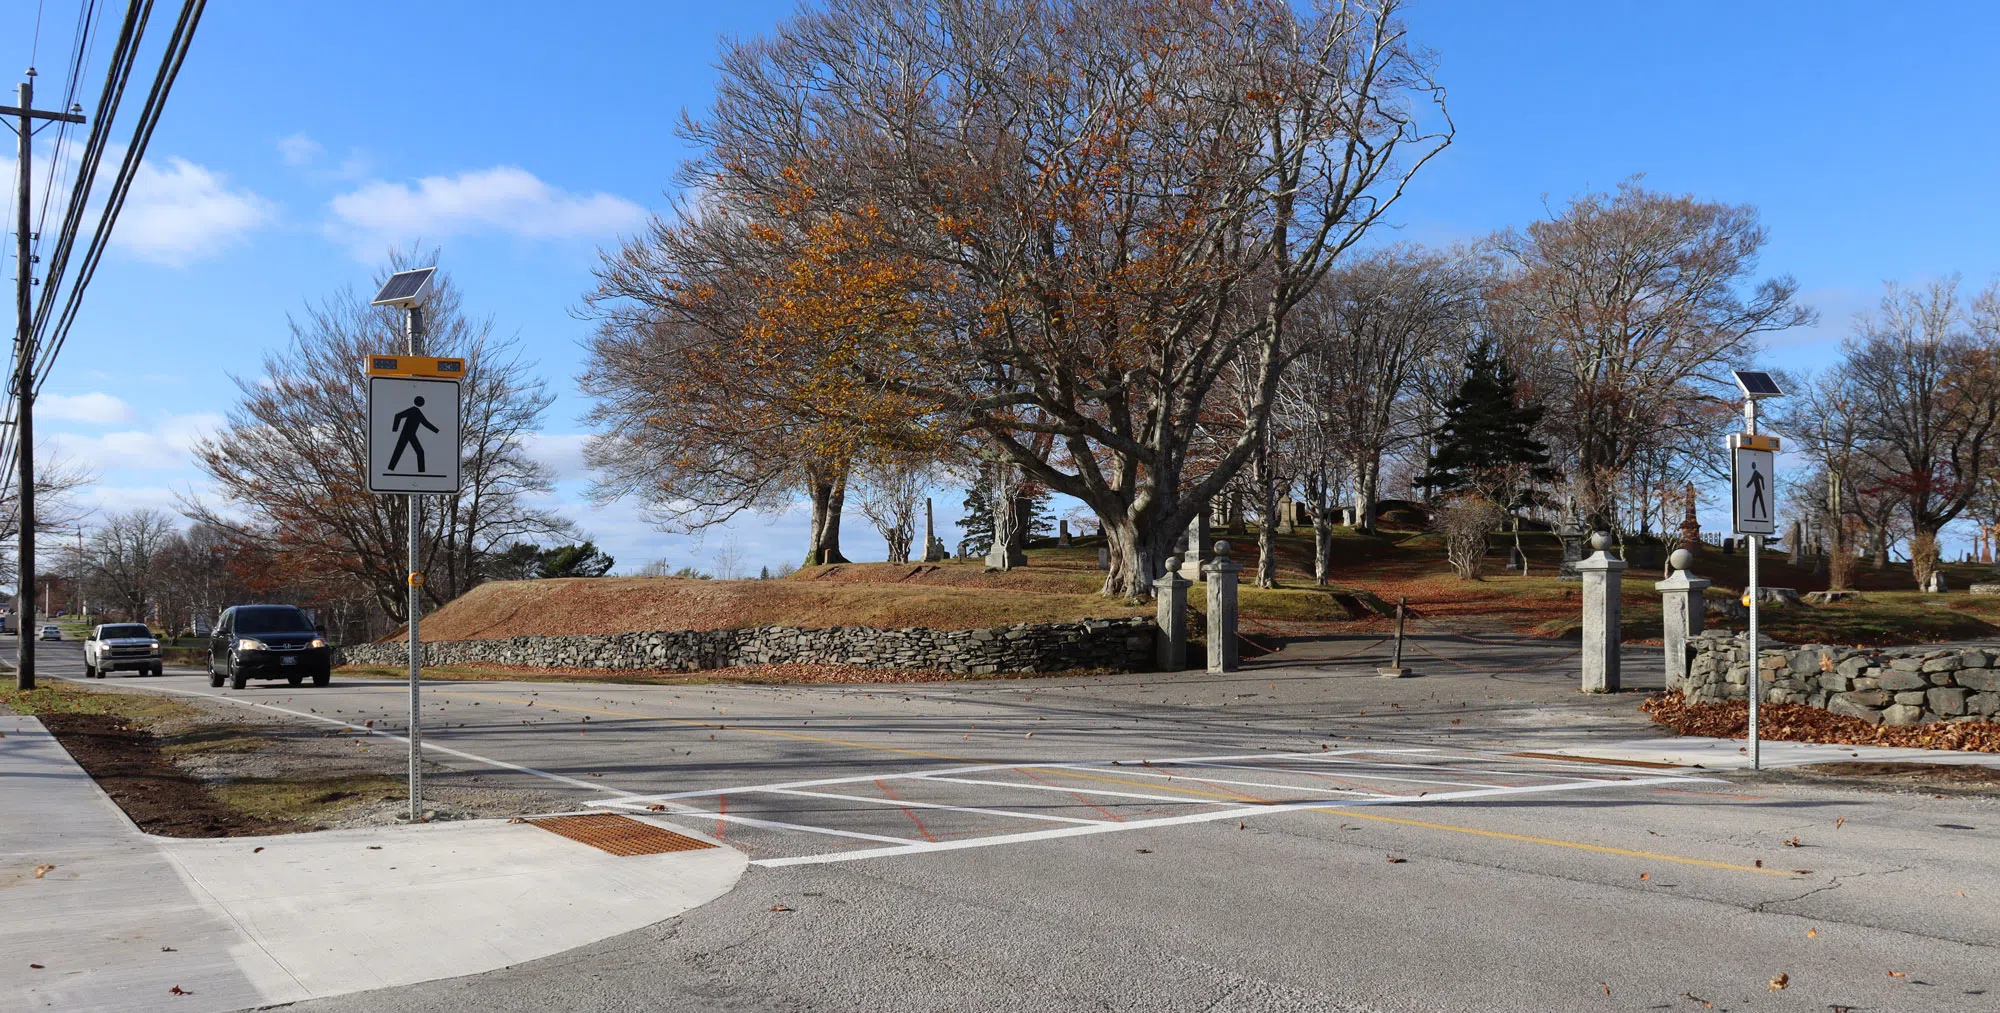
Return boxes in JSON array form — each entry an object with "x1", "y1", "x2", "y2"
[{"x1": 525, "y1": 813, "x2": 716, "y2": 856}]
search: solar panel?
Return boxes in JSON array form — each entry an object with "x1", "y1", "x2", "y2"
[
  {"x1": 371, "y1": 268, "x2": 436, "y2": 307},
  {"x1": 1733, "y1": 370, "x2": 1783, "y2": 399}
]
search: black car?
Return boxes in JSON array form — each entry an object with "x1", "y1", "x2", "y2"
[{"x1": 208, "y1": 605, "x2": 331, "y2": 689}]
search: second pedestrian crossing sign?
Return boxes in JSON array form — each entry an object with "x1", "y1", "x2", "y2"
[
  {"x1": 1728, "y1": 432, "x2": 1779, "y2": 535},
  {"x1": 367, "y1": 375, "x2": 461, "y2": 494}
]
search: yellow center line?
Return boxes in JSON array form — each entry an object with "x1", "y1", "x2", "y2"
[
  {"x1": 1315, "y1": 809, "x2": 1799, "y2": 877},
  {"x1": 427, "y1": 688, "x2": 1793, "y2": 877},
  {"x1": 1032, "y1": 769, "x2": 1794, "y2": 878}
]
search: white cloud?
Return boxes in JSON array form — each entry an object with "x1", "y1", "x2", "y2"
[
  {"x1": 523, "y1": 432, "x2": 592, "y2": 482},
  {"x1": 50, "y1": 412, "x2": 224, "y2": 470},
  {"x1": 113, "y1": 157, "x2": 277, "y2": 265},
  {"x1": 326, "y1": 166, "x2": 645, "y2": 253},
  {"x1": 277, "y1": 132, "x2": 323, "y2": 166},
  {"x1": 39, "y1": 392, "x2": 133, "y2": 425}
]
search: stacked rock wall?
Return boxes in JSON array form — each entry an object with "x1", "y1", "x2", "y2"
[
  {"x1": 1686, "y1": 630, "x2": 2000, "y2": 726},
  {"x1": 334, "y1": 617, "x2": 1159, "y2": 675}
]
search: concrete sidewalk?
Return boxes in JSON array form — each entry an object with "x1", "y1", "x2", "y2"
[
  {"x1": 0, "y1": 714, "x2": 746, "y2": 1012},
  {"x1": 1542, "y1": 734, "x2": 2000, "y2": 770}
]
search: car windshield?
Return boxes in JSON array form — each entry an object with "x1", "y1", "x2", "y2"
[
  {"x1": 99, "y1": 625, "x2": 151, "y2": 639},
  {"x1": 235, "y1": 608, "x2": 314, "y2": 635}
]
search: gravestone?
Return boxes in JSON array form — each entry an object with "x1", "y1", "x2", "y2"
[
  {"x1": 1096, "y1": 546, "x2": 1110, "y2": 571},
  {"x1": 1276, "y1": 497, "x2": 1296, "y2": 535},
  {"x1": 1927, "y1": 571, "x2": 1949, "y2": 594},
  {"x1": 1507, "y1": 545, "x2": 1524, "y2": 570},
  {"x1": 1058, "y1": 519, "x2": 1072, "y2": 547},
  {"x1": 921, "y1": 498, "x2": 948, "y2": 562},
  {"x1": 1179, "y1": 509, "x2": 1212, "y2": 581},
  {"x1": 1557, "y1": 521, "x2": 1587, "y2": 581}
]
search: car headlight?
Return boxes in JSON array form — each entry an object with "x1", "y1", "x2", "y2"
[
  {"x1": 310, "y1": 638, "x2": 326, "y2": 649},
  {"x1": 237, "y1": 638, "x2": 268, "y2": 651},
  {"x1": 148, "y1": 641, "x2": 162, "y2": 651}
]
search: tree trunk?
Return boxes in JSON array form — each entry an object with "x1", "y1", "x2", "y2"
[
  {"x1": 1255, "y1": 426, "x2": 1278, "y2": 588},
  {"x1": 1099, "y1": 509, "x2": 1162, "y2": 601},
  {"x1": 1869, "y1": 525, "x2": 1889, "y2": 569},
  {"x1": 1909, "y1": 527, "x2": 1940, "y2": 590},
  {"x1": 1351, "y1": 452, "x2": 1374, "y2": 534},
  {"x1": 804, "y1": 464, "x2": 851, "y2": 566}
]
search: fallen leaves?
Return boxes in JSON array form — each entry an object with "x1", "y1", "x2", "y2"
[
  {"x1": 1887, "y1": 969, "x2": 1907, "y2": 978},
  {"x1": 1835, "y1": 817, "x2": 1846, "y2": 829},
  {"x1": 1598, "y1": 981, "x2": 1610, "y2": 996},
  {"x1": 1639, "y1": 872, "x2": 1650, "y2": 881},
  {"x1": 768, "y1": 904, "x2": 793, "y2": 912},
  {"x1": 29, "y1": 964, "x2": 43, "y2": 969},
  {"x1": 1134, "y1": 848, "x2": 1152, "y2": 854},
  {"x1": 1807, "y1": 927, "x2": 1818, "y2": 938},
  {"x1": 1680, "y1": 992, "x2": 1714, "y2": 1009},
  {"x1": 1782, "y1": 837, "x2": 1803, "y2": 847},
  {"x1": 33, "y1": 864, "x2": 54, "y2": 878},
  {"x1": 1767, "y1": 972, "x2": 1789, "y2": 991},
  {"x1": 252, "y1": 847, "x2": 264, "y2": 854},
  {"x1": 646, "y1": 804, "x2": 667, "y2": 812},
  {"x1": 1385, "y1": 856, "x2": 1407, "y2": 864},
  {"x1": 169, "y1": 985, "x2": 191, "y2": 995},
  {"x1": 1642, "y1": 692, "x2": 2000, "y2": 751}
]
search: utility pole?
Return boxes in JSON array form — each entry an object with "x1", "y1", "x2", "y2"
[{"x1": 4, "y1": 69, "x2": 86, "y2": 690}]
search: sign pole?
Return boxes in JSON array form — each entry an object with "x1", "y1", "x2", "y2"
[
  {"x1": 405, "y1": 303, "x2": 425, "y2": 822},
  {"x1": 1744, "y1": 396, "x2": 1761, "y2": 771}
]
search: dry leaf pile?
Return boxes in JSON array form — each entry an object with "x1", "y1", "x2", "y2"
[{"x1": 1642, "y1": 693, "x2": 2000, "y2": 752}]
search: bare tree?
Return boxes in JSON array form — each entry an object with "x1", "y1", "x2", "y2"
[
  {"x1": 1492, "y1": 179, "x2": 1812, "y2": 529},
  {"x1": 1838, "y1": 278, "x2": 2000, "y2": 589},
  {"x1": 188, "y1": 254, "x2": 569, "y2": 623},
  {"x1": 1432, "y1": 495, "x2": 1503, "y2": 580},
  {"x1": 82, "y1": 509, "x2": 176, "y2": 622},
  {"x1": 1301, "y1": 246, "x2": 1481, "y2": 535},
  {"x1": 0, "y1": 449, "x2": 96, "y2": 589},
  {"x1": 853, "y1": 456, "x2": 933, "y2": 565}
]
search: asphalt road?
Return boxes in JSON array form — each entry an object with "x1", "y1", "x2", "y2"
[{"x1": 18, "y1": 633, "x2": 2000, "y2": 1011}]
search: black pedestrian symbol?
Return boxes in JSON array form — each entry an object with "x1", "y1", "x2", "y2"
[
  {"x1": 1745, "y1": 459, "x2": 1768, "y2": 520},
  {"x1": 387, "y1": 396, "x2": 440, "y2": 473}
]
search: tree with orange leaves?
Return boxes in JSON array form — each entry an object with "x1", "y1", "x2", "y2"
[
  {"x1": 636, "y1": 0, "x2": 1451, "y2": 596},
  {"x1": 585, "y1": 195, "x2": 954, "y2": 566}
]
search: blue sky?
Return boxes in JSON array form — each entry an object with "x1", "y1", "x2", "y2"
[{"x1": 6, "y1": 1, "x2": 1998, "y2": 574}]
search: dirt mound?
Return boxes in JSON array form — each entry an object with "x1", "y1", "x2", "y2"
[{"x1": 405, "y1": 575, "x2": 1145, "y2": 642}]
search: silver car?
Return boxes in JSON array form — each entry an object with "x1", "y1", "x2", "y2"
[{"x1": 83, "y1": 623, "x2": 164, "y2": 678}]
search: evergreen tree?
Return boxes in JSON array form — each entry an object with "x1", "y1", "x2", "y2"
[
  {"x1": 1418, "y1": 341, "x2": 1555, "y2": 506},
  {"x1": 956, "y1": 469, "x2": 995, "y2": 556}
]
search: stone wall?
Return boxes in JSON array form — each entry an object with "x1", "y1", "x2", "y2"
[
  {"x1": 334, "y1": 617, "x2": 1159, "y2": 675},
  {"x1": 1686, "y1": 631, "x2": 2000, "y2": 726}
]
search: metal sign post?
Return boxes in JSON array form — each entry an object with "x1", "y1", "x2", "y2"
[
  {"x1": 1729, "y1": 371, "x2": 1783, "y2": 771},
  {"x1": 365, "y1": 269, "x2": 458, "y2": 821}
]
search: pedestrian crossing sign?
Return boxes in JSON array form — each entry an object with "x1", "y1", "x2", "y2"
[
  {"x1": 367, "y1": 374, "x2": 461, "y2": 494},
  {"x1": 1728, "y1": 432, "x2": 1778, "y2": 535}
]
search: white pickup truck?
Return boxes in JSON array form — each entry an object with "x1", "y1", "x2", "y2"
[{"x1": 82, "y1": 623, "x2": 164, "y2": 678}]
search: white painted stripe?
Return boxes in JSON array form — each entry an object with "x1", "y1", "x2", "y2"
[
  {"x1": 1170, "y1": 760, "x2": 1538, "y2": 792},
  {"x1": 591, "y1": 751, "x2": 1380, "y2": 807},
  {"x1": 1041, "y1": 763, "x2": 1384, "y2": 798},
  {"x1": 759, "y1": 788, "x2": 1108, "y2": 825},
  {"x1": 594, "y1": 763, "x2": 1023, "y2": 806},
  {"x1": 598, "y1": 801, "x2": 918, "y2": 844},
  {"x1": 917, "y1": 775, "x2": 1239, "y2": 806},
  {"x1": 751, "y1": 775, "x2": 1715, "y2": 867}
]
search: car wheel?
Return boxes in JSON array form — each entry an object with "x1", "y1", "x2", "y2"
[
  {"x1": 312, "y1": 671, "x2": 330, "y2": 687},
  {"x1": 287, "y1": 673, "x2": 303, "y2": 686},
  {"x1": 208, "y1": 655, "x2": 224, "y2": 688},
  {"x1": 229, "y1": 657, "x2": 248, "y2": 691},
  {"x1": 151, "y1": 665, "x2": 163, "y2": 678},
  {"x1": 84, "y1": 661, "x2": 96, "y2": 678}
]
